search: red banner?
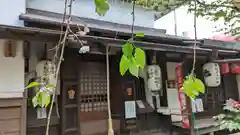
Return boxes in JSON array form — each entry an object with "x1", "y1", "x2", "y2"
[{"x1": 175, "y1": 63, "x2": 189, "y2": 129}]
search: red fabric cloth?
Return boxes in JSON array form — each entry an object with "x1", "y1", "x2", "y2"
[{"x1": 221, "y1": 63, "x2": 230, "y2": 74}]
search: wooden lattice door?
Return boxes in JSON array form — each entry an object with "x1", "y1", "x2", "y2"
[
  {"x1": 204, "y1": 87, "x2": 225, "y2": 114},
  {"x1": 79, "y1": 62, "x2": 108, "y2": 121},
  {"x1": 78, "y1": 61, "x2": 108, "y2": 135}
]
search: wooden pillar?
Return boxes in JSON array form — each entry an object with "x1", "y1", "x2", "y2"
[{"x1": 157, "y1": 51, "x2": 168, "y2": 106}]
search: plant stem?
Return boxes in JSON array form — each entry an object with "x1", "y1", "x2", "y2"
[
  {"x1": 45, "y1": 0, "x2": 73, "y2": 135},
  {"x1": 191, "y1": 0, "x2": 197, "y2": 75},
  {"x1": 131, "y1": 0, "x2": 136, "y2": 38}
]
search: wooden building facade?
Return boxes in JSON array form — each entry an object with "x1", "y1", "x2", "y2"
[{"x1": 0, "y1": 8, "x2": 240, "y2": 135}]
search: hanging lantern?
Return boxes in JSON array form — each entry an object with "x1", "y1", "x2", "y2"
[
  {"x1": 4, "y1": 40, "x2": 17, "y2": 57},
  {"x1": 147, "y1": 65, "x2": 162, "y2": 92},
  {"x1": 203, "y1": 62, "x2": 221, "y2": 87},
  {"x1": 221, "y1": 63, "x2": 230, "y2": 74},
  {"x1": 68, "y1": 89, "x2": 75, "y2": 99},
  {"x1": 231, "y1": 63, "x2": 240, "y2": 74},
  {"x1": 36, "y1": 60, "x2": 57, "y2": 94},
  {"x1": 127, "y1": 88, "x2": 133, "y2": 96}
]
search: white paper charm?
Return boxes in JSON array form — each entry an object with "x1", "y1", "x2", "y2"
[{"x1": 37, "y1": 108, "x2": 47, "y2": 119}]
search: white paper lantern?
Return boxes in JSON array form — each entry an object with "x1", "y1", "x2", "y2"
[
  {"x1": 203, "y1": 62, "x2": 221, "y2": 87},
  {"x1": 36, "y1": 60, "x2": 57, "y2": 94},
  {"x1": 147, "y1": 65, "x2": 162, "y2": 91}
]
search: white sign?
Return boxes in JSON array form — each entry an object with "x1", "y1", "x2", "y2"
[
  {"x1": 37, "y1": 108, "x2": 47, "y2": 119},
  {"x1": 125, "y1": 101, "x2": 136, "y2": 119},
  {"x1": 136, "y1": 100, "x2": 145, "y2": 108}
]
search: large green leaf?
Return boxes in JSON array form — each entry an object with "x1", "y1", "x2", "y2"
[
  {"x1": 119, "y1": 55, "x2": 130, "y2": 76},
  {"x1": 25, "y1": 82, "x2": 40, "y2": 89},
  {"x1": 134, "y1": 48, "x2": 146, "y2": 69},
  {"x1": 122, "y1": 42, "x2": 133, "y2": 58},
  {"x1": 193, "y1": 78, "x2": 205, "y2": 93},
  {"x1": 129, "y1": 58, "x2": 139, "y2": 77},
  {"x1": 94, "y1": 0, "x2": 109, "y2": 16},
  {"x1": 182, "y1": 74, "x2": 205, "y2": 100}
]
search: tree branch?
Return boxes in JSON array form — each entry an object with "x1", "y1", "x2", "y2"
[
  {"x1": 45, "y1": 0, "x2": 73, "y2": 135},
  {"x1": 195, "y1": 0, "x2": 239, "y2": 11}
]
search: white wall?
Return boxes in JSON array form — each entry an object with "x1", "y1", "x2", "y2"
[
  {"x1": 154, "y1": 5, "x2": 224, "y2": 39},
  {"x1": 27, "y1": 0, "x2": 155, "y2": 28},
  {"x1": 0, "y1": 0, "x2": 25, "y2": 26},
  {"x1": 0, "y1": 40, "x2": 24, "y2": 98}
]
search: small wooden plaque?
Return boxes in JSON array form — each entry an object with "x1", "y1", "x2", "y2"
[{"x1": 4, "y1": 40, "x2": 17, "y2": 57}]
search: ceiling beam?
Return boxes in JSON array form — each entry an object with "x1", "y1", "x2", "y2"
[
  {"x1": 213, "y1": 59, "x2": 240, "y2": 63},
  {"x1": 0, "y1": 24, "x2": 238, "y2": 55}
]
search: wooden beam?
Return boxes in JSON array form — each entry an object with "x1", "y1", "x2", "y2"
[
  {"x1": 69, "y1": 37, "x2": 237, "y2": 55},
  {"x1": 213, "y1": 58, "x2": 240, "y2": 63},
  {"x1": 0, "y1": 24, "x2": 238, "y2": 55},
  {"x1": 0, "y1": 30, "x2": 59, "y2": 42},
  {"x1": 0, "y1": 27, "x2": 211, "y2": 54}
]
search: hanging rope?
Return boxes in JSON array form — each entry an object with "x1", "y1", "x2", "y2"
[
  {"x1": 106, "y1": 45, "x2": 114, "y2": 135},
  {"x1": 185, "y1": 0, "x2": 201, "y2": 133},
  {"x1": 191, "y1": 0, "x2": 200, "y2": 134}
]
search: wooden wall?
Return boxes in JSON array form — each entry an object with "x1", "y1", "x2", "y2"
[{"x1": 0, "y1": 98, "x2": 26, "y2": 135}]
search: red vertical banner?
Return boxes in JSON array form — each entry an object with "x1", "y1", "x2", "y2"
[
  {"x1": 221, "y1": 63, "x2": 230, "y2": 74},
  {"x1": 175, "y1": 64, "x2": 190, "y2": 129}
]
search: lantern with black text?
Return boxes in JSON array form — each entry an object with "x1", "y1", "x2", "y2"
[
  {"x1": 147, "y1": 65, "x2": 162, "y2": 92},
  {"x1": 203, "y1": 62, "x2": 221, "y2": 87},
  {"x1": 147, "y1": 65, "x2": 162, "y2": 109}
]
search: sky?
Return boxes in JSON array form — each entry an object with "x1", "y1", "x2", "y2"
[{"x1": 154, "y1": 5, "x2": 226, "y2": 39}]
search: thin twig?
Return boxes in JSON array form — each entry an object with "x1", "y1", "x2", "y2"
[
  {"x1": 53, "y1": 0, "x2": 68, "y2": 62},
  {"x1": 191, "y1": 0, "x2": 197, "y2": 75},
  {"x1": 131, "y1": 0, "x2": 136, "y2": 38},
  {"x1": 45, "y1": 0, "x2": 73, "y2": 135},
  {"x1": 69, "y1": 28, "x2": 84, "y2": 46}
]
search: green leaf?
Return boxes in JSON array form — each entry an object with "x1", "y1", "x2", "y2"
[
  {"x1": 25, "y1": 82, "x2": 40, "y2": 89},
  {"x1": 134, "y1": 48, "x2": 146, "y2": 69},
  {"x1": 41, "y1": 92, "x2": 51, "y2": 108},
  {"x1": 94, "y1": 0, "x2": 109, "y2": 16},
  {"x1": 32, "y1": 91, "x2": 41, "y2": 108},
  {"x1": 129, "y1": 58, "x2": 139, "y2": 77},
  {"x1": 215, "y1": 10, "x2": 227, "y2": 18},
  {"x1": 135, "y1": 32, "x2": 145, "y2": 37},
  {"x1": 119, "y1": 55, "x2": 130, "y2": 76},
  {"x1": 122, "y1": 42, "x2": 133, "y2": 58},
  {"x1": 182, "y1": 74, "x2": 205, "y2": 99},
  {"x1": 47, "y1": 84, "x2": 56, "y2": 88},
  {"x1": 32, "y1": 95, "x2": 39, "y2": 108},
  {"x1": 193, "y1": 78, "x2": 205, "y2": 93}
]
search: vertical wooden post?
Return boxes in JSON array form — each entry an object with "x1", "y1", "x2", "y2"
[{"x1": 157, "y1": 51, "x2": 168, "y2": 106}]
